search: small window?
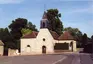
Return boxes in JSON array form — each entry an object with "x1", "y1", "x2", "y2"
[
  {"x1": 43, "y1": 38, "x2": 45, "y2": 41},
  {"x1": 27, "y1": 45, "x2": 30, "y2": 47}
]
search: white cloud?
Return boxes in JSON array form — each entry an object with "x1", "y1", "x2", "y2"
[{"x1": 0, "y1": 0, "x2": 24, "y2": 4}]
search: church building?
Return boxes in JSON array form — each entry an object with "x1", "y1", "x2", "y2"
[{"x1": 20, "y1": 12, "x2": 77, "y2": 55}]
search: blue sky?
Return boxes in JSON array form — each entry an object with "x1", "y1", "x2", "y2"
[{"x1": 0, "y1": 0, "x2": 93, "y2": 37}]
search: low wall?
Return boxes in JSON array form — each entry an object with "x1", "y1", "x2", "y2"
[{"x1": 8, "y1": 48, "x2": 19, "y2": 56}]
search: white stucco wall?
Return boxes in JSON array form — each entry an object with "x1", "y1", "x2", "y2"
[
  {"x1": 21, "y1": 38, "x2": 36, "y2": 55},
  {"x1": 21, "y1": 28, "x2": 55, "y2": 55},
  {"x1": 0, "y1": 46, "x2": 4, "y2": 56},
  {"x1": 73, "y1": 41, "x2": 77, "y2": 51},
  {"x1": 34, "y1": 28, "x2": 55, "y2": 54}
]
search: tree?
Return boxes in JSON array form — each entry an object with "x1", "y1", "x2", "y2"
[
  {"x1": 9, "y1": 18, "x2": 28, "y2": 40},
  {"x1": 46, "y1": 9, "x2": 63, "y2": 35},
  {"x1": 91, "y1": 35, "x2": 93, "y2": 46},
  {"x1": 0, "y1": 28, "x2": 17, "y2": 55},
  {"x1": 82, "y1": 33, "x2": 88, "y2": 47},
  {"x1": 64, "y1": 27, "x2": 82, "y2": 47},
  {"x1": 21, "y1": 28, "x2": 32, "y2": 36},
  {"x1": 91, "y1": 35, "x2": 93, "y2": 41},
  {"x1": 9, "y1": 18, "x2": 38, "y2": 40},
  {"x1": 91, "y1": 35, "x2": 93, "y2": 53},
  {"x1": 64, "y1": 27, "x2": 82, "y2": 37},
  {"x1": 27, "y1": 22, "x2": 38, "y2": 31},
  {"x1": 64, "y1": 27, "x2": 82, "y2": 40},
  {"x1": 8, "y1": 18, "x2": 38, "y2": 51},
  {"x1": 0, "y1": 28, "x2": 16, "y2": 48}
]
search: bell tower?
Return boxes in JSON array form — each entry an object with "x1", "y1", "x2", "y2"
[{"x1": 40, "y1": 11, "x2": 49, "y2": 29}]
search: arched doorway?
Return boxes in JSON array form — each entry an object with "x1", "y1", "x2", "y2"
[
  {"x1": 42, "y1": 46, "x2": 46, "y2": 53},
  {"x1": 26, "y1": 45, "x2": 31, "y2": 53}
]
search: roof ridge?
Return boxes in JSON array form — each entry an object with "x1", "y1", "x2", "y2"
[
  {"x1": 49, "y1": 30, "x2": 59, "y2": 40},
  {"x1": 22, "y1": 31, "x2": 38, "y2": 38}
]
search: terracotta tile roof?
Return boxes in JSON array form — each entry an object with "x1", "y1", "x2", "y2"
[
  {"x1": 58, "y1": 31, "x2": 74, "y2": 40},
  {"x1": 49, "y1": 30, "x2": 59, "y2": 40},
  {"x1": 22, "y1": 31, "x2": 38, "y2": 38}
]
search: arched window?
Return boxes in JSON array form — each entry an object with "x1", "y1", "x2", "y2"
[{"x1": 26, "y1": 45, "x2": 31, "y2": 53}]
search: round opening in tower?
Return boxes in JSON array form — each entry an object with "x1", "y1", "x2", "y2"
[{"x1": 43, "y1": 38, "x2": 45, "y2": 41}]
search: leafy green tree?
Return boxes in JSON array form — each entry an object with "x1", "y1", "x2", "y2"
[
  {"x1": 0, "y1": 28, "x2": 16, "y2": 48},
  {"x1": 9, "y1": 18, "x2": 28, "y2": 52},
  {"x1": 0, "y1": 28, "x2": 17, "y2": 55},
  {"x1": 21, "y1": 28, "x2": 32, "y2": 36},
  {"x1": 9, "y1": 18, "x2": 38, "y2": 40},
  {"x1": 46, "y1": 9, "x2": 63, "y2": 35},
  {"x1": 8, "y1": 18, "x2": 38, "y2": 51},
  {"x1": 64, "y1": 27, "x2": 82, "y2": 36},
  {"x1": 27, "y1": 22, "x2": 38, "y2": 31},
  {"x1": 64, "y1": 27, "x2": 82, "y2": 40},
  {"x1": 8, "y1": 18, "x2": 28, "y2": 40}
]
